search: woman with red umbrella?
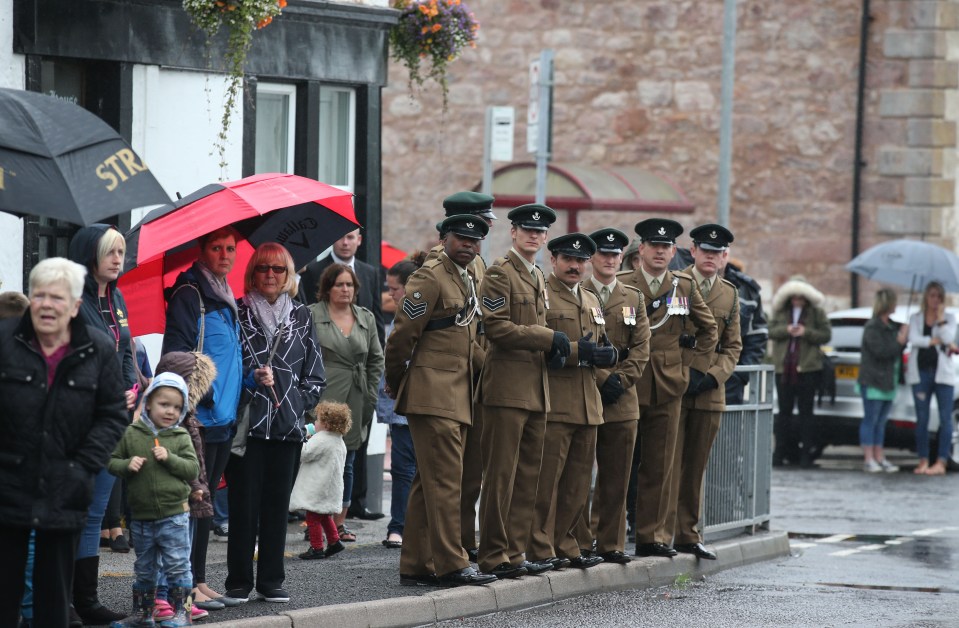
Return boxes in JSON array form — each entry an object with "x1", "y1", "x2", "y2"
[{"x1": 224, "y1": 243, "x2": 326, "y2": 604}]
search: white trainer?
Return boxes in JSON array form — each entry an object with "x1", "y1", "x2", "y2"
[{"x1": 863, "y1": 459, "x2": 883, "y2": 473}]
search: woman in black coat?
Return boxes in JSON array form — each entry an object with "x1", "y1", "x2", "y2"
[
  {"x1": 67, "y1": 223, "x2": 137, "y2": 623},
  {"x1": 0, "y1": 257, "x2": 127, "y2": 628}
]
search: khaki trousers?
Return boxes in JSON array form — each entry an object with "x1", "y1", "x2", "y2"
[
  {"x1": 634, "y1": 397, "x2": 682, "y2": 545},
  {"x1": 477, "y1": 406, "x2": 546, "y2": 572},
  {"x1": 399, "y1": 414, "x2": 469, "y2": 577},
  {"x1": 528, "y1": 422, "x2": 597, "y2": 560},
  {"x1": 665, "y1": 406, "x2": 722, "y2": 544},
  {"x1": 460, "y1": 404, "x2": 484, "y2": 550},
  {"x1": 586, "y1": 420, "x2": 639, "y2": 553}
]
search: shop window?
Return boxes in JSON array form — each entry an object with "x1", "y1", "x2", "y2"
[
  {"x1": 318, "y1": 86, "x2": 355, "y2": 191},
  {"x1": 255, "y1": 82, "x2": 297, "y2": 174}
]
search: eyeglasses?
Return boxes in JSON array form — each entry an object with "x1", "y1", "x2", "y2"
[{"x1": 253, "y1": 264, "x2": 288, "y2": 274}]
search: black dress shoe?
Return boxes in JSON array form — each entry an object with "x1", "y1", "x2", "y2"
[
  {"x1": 547, "y1": 556, "x2": 571, "y2": 570},
  {"x1": 674, "y1": 542, "x2": 717, "y2": 560},
  {"x1": 568, "y1": 554, "x2": 604, "y2": 569},
  {"x1": 466, "y1": 547, "x2": 479, "y2": 563},
  {"x1": 350, "y1": 508, "x2": 386, "y2": 521},
  {"x1": 486, "y1": 562, "x2": 527, "y2": 579},
  {"x1": 521, "y1": 559, "x2": 553, "y2": 575},
  {"x1": 438, "y1": 567, "x2": 498, "y2": 587},
  {"x1": 635, "y1": 542, "x2": 678, "y2": 558},
  {"x1": 599, "y1": 550, "x2": 632, "y2": 564},
  {"x1": 400, "y1": 573, "x2": 440, "y2": 586}
]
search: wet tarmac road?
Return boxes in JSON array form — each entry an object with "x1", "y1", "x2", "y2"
[{"x1": 440, "y1": 447, "x2": 959, "y2": 627}]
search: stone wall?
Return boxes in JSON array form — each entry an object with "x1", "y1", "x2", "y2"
[{"x1": 380, "y1": 0, "x2": 958, "y2": 308}]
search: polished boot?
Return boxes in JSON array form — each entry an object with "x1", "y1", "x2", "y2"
[
  {"x1": 635, "y1": 542, "x2": 678, "y2": 558},
  {"x1": 109, "y1": 586, "x2": 156, "y2": 628},
  {"x1": 674, "y1": 542, "x2": 717, "y2": 560},
  {"x1": 159, "y1": 586, "x2": 192, "y2": 627},
  {"x1": 75, "y1": 556, "x2": 126, "y2": 624}
]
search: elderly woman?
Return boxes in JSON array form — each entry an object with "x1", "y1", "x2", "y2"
[
  {"x1": 162, "y1": 227, "x2": 244, "y2": 610},
  {"x1": 0, "y1": 258, "x2": 127, "y2": 628},
  {"x1": 225, "y1": 243, "x2": 325, "y2": 605},
  {"x1": 906, "y1": 281, "x2": 957, "y2": 476},
  {"x1": 858, "y1": 289, "x2": 908, "y2": 473},
  {"x1": 769, "y1": 275, "x2": 832, "y2": 468},
  {"x1": 67, "y1": 224, "x2": 136, "y2": 624},
  {"x1": 309, "y1": 263, "x2": 384, "y2": 544}
]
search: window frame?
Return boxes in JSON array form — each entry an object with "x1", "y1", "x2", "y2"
[{"x1": 254, "y1": 81, "x2": 298, "y2": 175}]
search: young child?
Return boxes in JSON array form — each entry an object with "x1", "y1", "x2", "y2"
[
  {"x1": 290, "y1": 401, "x2": 352, "y2": 560},
  {"x1": 108, "y1": 372, "x2": 200, "y2": 628}
]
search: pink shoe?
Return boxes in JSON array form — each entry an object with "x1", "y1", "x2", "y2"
[
  {"x1": 154, "y1": 598, "x2": 174, "y2": 619},
  {"x1": 191, "y1": 604, "x2": 209, "y2": 621}
]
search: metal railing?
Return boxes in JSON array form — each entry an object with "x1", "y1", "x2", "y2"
[{"x1": 703, "y1": 364, "x2": 775, "y2": 541}]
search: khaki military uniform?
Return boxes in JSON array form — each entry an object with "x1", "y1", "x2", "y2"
[
  {"x1": 620, "y1": 267, "x2": 717, "y2": 545},
  {"x1": 384, "y1": 253, "x2": 484, "y2": 577},
  {"x1": 574, "y1": 280, "x2": 651, "y2": 554},
  {"x1": 476, "y1": 249, "x2": 554, "y2": 572},
  {"x1": 428, "y1": 243, "x2": 488, "y2": 551},
  {"x1": 527, "y1": 275, "x2": 607, "y2": 560},
  {"x1": 666, "y1": 269, "x2": 742, "y2": 545}
]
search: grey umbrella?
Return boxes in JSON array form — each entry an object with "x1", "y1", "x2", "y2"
[{"x1": 846, "y1": 239, "x2": 959, "y2": 311}]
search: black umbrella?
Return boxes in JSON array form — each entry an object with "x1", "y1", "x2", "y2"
[{"x1": 0, "y1": 88, "x2": 170, "y2": 225}]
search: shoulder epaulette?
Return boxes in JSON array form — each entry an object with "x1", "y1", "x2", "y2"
[{"x1": 616, "y1": 269, "x2": 634, "y2": 278}]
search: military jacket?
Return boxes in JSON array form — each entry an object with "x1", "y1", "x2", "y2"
[
  {"x1": 384, "y1": 253, "x2": 483, "y2": 424},
  {"x1": 478, "y1": 249, "x2": 554, "y2": 411},
  {"x1": 427, "y1": 243, "x2": 489, "y2": 350},
  {"x1": 585, "y1": 280, "x2": 651, "y2": 423},
  {"x1": 543, "y1": 274, "x2": 605, "y2": 425},
  {"x1": 680, "y1": 266, "x2": 743, "y2": 411},
  {"x1": 619, "y1": 268, "x2": 718, "y2": 405}
]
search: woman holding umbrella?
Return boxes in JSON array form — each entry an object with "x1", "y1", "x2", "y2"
[
  {"x1": 906, "y1": 281, "x2": 958, "y2": 475},
  {"x1": 162, "y1": 227, "x2": 244, "y2": 611},
  {"x1": 225, "y1": 243, "x2": 325, "y2": 604},
  {"x1": 308, "y1": 263, "x2": 384, "y2": 544},
  {"x1": 66, "y1": 224, "x2": 137, "y2": 625}
]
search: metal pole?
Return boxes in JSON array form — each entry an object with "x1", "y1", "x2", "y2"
[
  {"x1": 534, "y1": 49, "x2": 553, "y2": 206},
  {"x1": 717, "y1": 0, "x2": 737, "y2": 227},
  {"x1": 481, "y1": 106, "x2": 494, "y2": 260}
]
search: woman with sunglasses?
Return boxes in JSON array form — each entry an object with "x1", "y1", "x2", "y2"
[{"x1": 223, "y1": 243, "x2": 326, "y2": 605}]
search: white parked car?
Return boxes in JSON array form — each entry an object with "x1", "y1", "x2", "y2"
[{"x1": 808, "y1": 306, "x2": 959, "y2": 467}]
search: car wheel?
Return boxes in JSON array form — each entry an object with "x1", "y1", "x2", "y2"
[{"x1": 948, "y1": 402, "x2": 959, "y2": 471}]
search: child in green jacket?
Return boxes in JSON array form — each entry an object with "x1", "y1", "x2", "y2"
[{"x1": 108, "y1": 372, "x2": 199, "y2": 627}]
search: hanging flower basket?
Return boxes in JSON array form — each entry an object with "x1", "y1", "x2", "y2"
[
  {"x1": 183, "y1": 0, "x2": 287, "y2": 172},
  {"x1": 389, "y1": 0, "x2": 480, "y2": 111}
]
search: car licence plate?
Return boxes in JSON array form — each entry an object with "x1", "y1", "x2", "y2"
[{"x1": 835, "y1": 364, "x2": 859, "y2": 379}]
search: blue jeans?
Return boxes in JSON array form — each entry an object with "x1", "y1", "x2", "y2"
[
  {"x1": 342, "y1": 450, "x2": 357, "y2": 509},
  {"x1": 20, "y1": 530, "x2": 35, "y2": 620},
  {"x1": 131, "y1": 513, "x2": 192, "y2": 590},
  {"x1": 912, "y1": 369, "x2": 955, "y2": 461},
  {"x1": 213, "y1": 487, "x2": 229, "y2": 528},
  {"x1": 156, "y1": 517, "x2": 197, "y2": 600},
  {"x1": 76, "y1": 468, "x2": 116, "y2": 559},
  {"x1": 387, "y1": 425, "x2": 416, "y2": 536},
  {"x1": 860, "y1": 390, "x2": 893, "y2": 447}
]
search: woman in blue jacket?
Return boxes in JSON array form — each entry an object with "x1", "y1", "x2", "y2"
[{"x1": 162, "y1": 227, "x2": 244, "y2": 609}]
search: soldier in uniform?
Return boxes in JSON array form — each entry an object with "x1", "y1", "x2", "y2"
[
  {"x1": 666, "y1": 224, "x2": 742, "y2": 560},
  {"x1": 574, "y1": 228, "x2": 651, "y2": 564},
  {"x1": 477, "y1": 204, "x2": 571, "y2": 579},
  {"x1": 620, "y1": 218, "x2": 717, "y2": 558},
  {"x1": 526, "y1": 234, "x2": 617, "y2": 570},
  {"x1": 424, "y1": 191, "x2": 497, "y2": 562},
  {"x1": 383, "y1": 214, "x2": 496, "y2": 587}
]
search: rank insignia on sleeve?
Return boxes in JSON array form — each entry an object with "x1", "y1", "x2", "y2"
[
  {"x1": 412, "y1": 291, "x2": 421, "y2": 299},
  {"x1": 402, "y1": 298, "x2": 428, "y2": 319},
  {"x1": 483, "y1": 296, "x2": 506, "y2": 312}
]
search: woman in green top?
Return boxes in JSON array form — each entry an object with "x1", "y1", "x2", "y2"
[
  {"x1": 858, "y1": 289, "x2": 908, "y2": 473},
  {"x1": 309, "y1": 263, "x2": 384, "y2": 541}
]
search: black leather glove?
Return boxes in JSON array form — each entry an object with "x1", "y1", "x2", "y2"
[
  {"x1": 685, "y1": 368, "x2": 706, "y2": 396},
  {"x1": 549, "y1": 331, "x2": 571, "y2": 362},
  {"x1": 698, "y1": 373, "x2": 719, "y2": 393},
  {"x1": 592, "y1": 334, "x2": 619, "y2": 368},
  {"x1": 577, "y1": 331, "x2": 597, "y2": 366},
  {"x1": 617, "y1": 345, "x2": 630, "y2": 363},
  {"x1": 600, "y1": 373, "x2": 625, "y2": 405},
  {"x1": 547, "y1": 353, "x2": 567, "y2": 370}
]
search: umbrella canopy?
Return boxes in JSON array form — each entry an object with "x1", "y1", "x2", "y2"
[
  {"x1": 0, "y1": 87, "x2": 170, "y2": 225},
  {"x1": 381, "y1": 241, "x2": 409, "y2": 269},
  {"x1": 119, "y1": 173, "x2": 358, "y2": 336},
  {"x1": 846, "y1": 239, "x2": 959, "y2": 293}
]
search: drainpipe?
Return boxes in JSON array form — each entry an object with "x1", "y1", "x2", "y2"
[{"x1": 851, "y1": 0, "x2": 872, "y2": 308}]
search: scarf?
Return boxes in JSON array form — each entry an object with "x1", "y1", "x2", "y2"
[
  {"x1": 244, "y1": 290, "x2": 294, "y2": 345},
  {"x1": 196, "y1": 262, "x2": 239, "y2": 319}
]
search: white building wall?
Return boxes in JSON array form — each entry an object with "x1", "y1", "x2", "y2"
[{"x1": 0, "y1": 0, "x2": 26, "y2": 291}]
